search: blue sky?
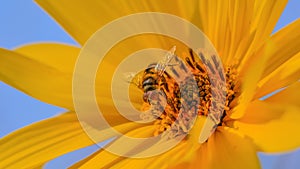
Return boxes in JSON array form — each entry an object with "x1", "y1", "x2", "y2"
[{"x1": 0, "y1": 0, "x2": 299, "y2": 168}]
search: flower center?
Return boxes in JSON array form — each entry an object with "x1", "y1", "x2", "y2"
[{"x1": 138, "y1": 49, "x2": 238, "y2": 139}]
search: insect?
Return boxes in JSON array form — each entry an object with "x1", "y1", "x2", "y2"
[{"x1": 124, "y1": 46, "x2": 177, "y2": 103}]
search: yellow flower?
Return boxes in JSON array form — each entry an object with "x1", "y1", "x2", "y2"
[{"x1": 1, "y1": 0, "x2": 300, "y2": 169}]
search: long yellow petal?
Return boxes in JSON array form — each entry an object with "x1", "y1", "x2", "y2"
[
  {"x1": 198, "y1": 0, "x2": 229, "y2": 61},
  {"x1": 112, "y1": 141, "x2": 189, "y2": 169},
  {"x1": 237, "y1": 100, "x2": 283, "y2": 124},
  {"x1": 234, "y1": 102, "x2": 300, "y2": 152},
  {"x1": 225, "y1": 0, "x2": 254, "y2": 65},
  {"x1": 72, "y1": 117, "x2": 207, "y2": 169},
  {"x1": 117, "y1": 117, "x2": 207, "y2": 169},
  {"x1": 250, "y1": 0, "x2": 288, "y2": 48},
  {"x1": 14, "y1": 43, "x2": 79, "y2": 73},
  {"x1": 266, "y1": 81, "x2": 300, "y2": 108},
  {"x1": 5, "y1": 43, "x2": 144, "y2": 116},
  {"x1": 69, "y1": 126, "x2": 154, "y2": 169},
  {"x1": 229, "y1": 42, "x2": 270, "y2": 119},
  {"x1": 198, "y1": 0, "x2": 253, "y2": 63},
  {"x1": 255, "y1": 53, "x2": 300, "y2": 99},
  {"x1": 237, "y1": 19, "x2": 300, "y2": 101},
  {"x1": 241, "y1": 19, "x2": 300, "y2": 92},
  {"x1": 0, "y1": 44, "x2": 80, "y2": 109},
  {"x1": 0, "y1": 112, "x2": 94, "y2": 169},
  {"x1": 261, "y1": 19, "x2": 300, "y2": 78},
  {"x1": 239, "y1": 0, "x2": 288, "y2": 65},
  {"x1": 199, "y1": 0, "x2": 287, "y2": 66},
  {"x1": 203, "y1": 127, "x2": 260, "y2": 169},
  {"x1": 35, "y1": 0, "x2": 199, "y2": 45},
  {"x1": 0, "y1": 111, "x2": 144, "y2": 169}
]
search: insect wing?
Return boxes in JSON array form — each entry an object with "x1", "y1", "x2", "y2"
[{"x1": 155, "y1": 46, "x2": 176, "y2": 76}]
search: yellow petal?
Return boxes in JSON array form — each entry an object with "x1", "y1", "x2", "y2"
[
  {"x1": 116, "y1": 117, "x2": 207, "y2": 169},
  {"x1": 0, "y1": 112, "x2": 94, "y2": 169},
  {"x1": 171, "y1": 127, "x2": 260, "y2": 169},
  {"x1": 237, "y1": 19, "x2": 300, "y2": 100},
  {"x1": 14, "y1": 43, "x2": 79, "y2": 73},
  {"x1": 30, "y1": 164, "x2": 44, "y2": 169},
  {"x1": 118, "y1": 143, "x2": 192, "y2": 169},
  {"x1": 199, "y1": 0, "x2": 287, "y2": 66},
  {"x1": 255, "y1": 53, "x2": 300, "y2": 99},
  {"x1": 240, "y1": 19, "x2": 300, "y2": 80},
  {"x1": 229, "y1": 42, "x2": 270, "y2": 119},
  {"x1": 244, "y1": 19, "x2": 300, "y2": 96},
  {"x1": 35, "y1": 0, "x2": 199, "y2": 45},
  {"x1": 261, "y1": 19, "x2": 300, "y2": 78},
  {"x1": 250, "y1": 0, "x2": 288, "y2": 48},
  {"x1": 266, "y1": 81, "x2": 300, "y2": 107},
  {"x1": 72, "y1": 117, "x2": 207, "y2": 169},
  {"x1": 0, "y1": 44, "x2": 80, "y2": 109},
  {"x1": 68, "y1": 147, "x2": 121, "y2": 169},
  {"x1": 237, "y1": 100, "x2": 283, "y2": 124},
  {"x1": 238, "y1": 0, "x2": 289, "y2": 72},
  {"x1": 0, "y1": 111, "x2": 143, "y2": 169},
  {"x1": 224, "y1": 0, "x2": 253, "y2": 65},
  {"x1": 198, "y1": 0, "x2": 230, "y2": 60},
  {"x1": 69, "y1": 126, "x2": 155, "y2": 169},
  {"x1": 198, "y1": 0, "x2": 253, "y2": 63},
  {"x1": 234, "y1": 102, "x2": 300, "y2": 152},
  {"x1": 203, "y1": 127, "x2": 260, "y2": 169},
  {"x1": 5, "y1": 43, "x2": 144, "y2": 112}
]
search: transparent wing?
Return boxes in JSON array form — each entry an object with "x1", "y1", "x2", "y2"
[{"x1": 155, "y1": 46, "x2": 176, "y2": 76}]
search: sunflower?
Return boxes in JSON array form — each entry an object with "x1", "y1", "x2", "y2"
[{"x1": 1, "y1": 0, "x2": 300, "y2": 169}]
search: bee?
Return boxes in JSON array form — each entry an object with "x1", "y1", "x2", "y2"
[{"x1": 125, "y1": 46, "x2": 177, "y2": 104}]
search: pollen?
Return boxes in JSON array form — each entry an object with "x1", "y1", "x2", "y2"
[{"x1": 139, "y1": 49, "x2": 238, "y2": 140}]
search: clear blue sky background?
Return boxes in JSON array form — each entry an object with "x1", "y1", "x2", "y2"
[{"x1": 0, "y1": 0, "x2": 299, "y2": 168}]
